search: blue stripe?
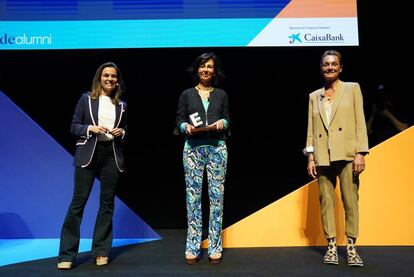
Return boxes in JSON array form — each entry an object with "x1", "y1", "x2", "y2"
[
  {"x1": 2, "y1": 0, "x2": 290, "y2": 20},
  {"x1": 0, "y1": 18, "x2": 272, "y2": 49},
  {"x1": 0, "y1": 238, "x2": 159, "y2": 266}
]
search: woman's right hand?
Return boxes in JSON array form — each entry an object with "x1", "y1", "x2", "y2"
[
  {"x1": 185, "y1": 124, "x2": 195, "y2": 135},
  {"x1": 307, "y1": 155, "x2": 317, "y2": 179},
  {"x1": 89, "y1": 125, "x2": 110, "y2": 135},
  {"x1": 210, "y1": 120, "x2": 225, "y2": 130}
]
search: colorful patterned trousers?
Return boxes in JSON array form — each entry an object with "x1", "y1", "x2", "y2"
[{"x1": 183, "y1": 144, "x2": 227, "y2": 257}]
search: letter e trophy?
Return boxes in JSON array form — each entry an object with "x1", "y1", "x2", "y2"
[
  {"x1": 189, "y1": 112, "x2": 203, "y2": 127},
  {"x1": 189, "y1": 112, "x2": 216, "y2": 134}
]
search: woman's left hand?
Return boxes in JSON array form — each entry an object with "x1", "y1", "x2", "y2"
[
  {"x1": 210, "y1": 120, "x2": 224, "y2": 130},
  {"x1": 110, "y1": 128, "x2": 125, "y2": 137},
  {"x1": 353, "y1": 153, "x2": 366, "y2": 176}
]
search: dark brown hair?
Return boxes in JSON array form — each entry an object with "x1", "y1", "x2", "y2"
[
  {"x1": 320, "y1": 50, "x2": 343, "y2": 67},
  {"x1": 90, "y1": 62, "x2": 125, "y2": 105},
  {"x1": 188, "y1": 52, "x2": 225, "y2": 86}
]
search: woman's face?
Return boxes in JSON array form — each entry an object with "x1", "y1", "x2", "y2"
[
  {"x1": 198, "y1": 59, "x2": 215, "y2": 84},
  {"x1": 100, "y1": 67, "x2": 118, "y2": 94},
  {"x1": 320, "y1": 55, "x2": 342, "y2": 82}
]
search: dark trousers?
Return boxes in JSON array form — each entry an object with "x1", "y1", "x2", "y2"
[{"x1": 58, "y1": 142, "x2": 120, "y2": 262}]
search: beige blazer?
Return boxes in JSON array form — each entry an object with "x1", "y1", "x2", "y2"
[{"x1": 305, "y1": 80, "x2": 369, "y2": 166}]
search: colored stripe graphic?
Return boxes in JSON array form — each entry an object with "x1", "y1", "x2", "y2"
[
  {"x1": 0, "y1": 18, "x2": 274, "y2": 49},
  {"x1": 0, "y1": 0, "x2": 290, "y2": 20},
  {"x1": 202, "y1": 127, "x2": 414, "y2": 247},
  {"x1": 0, "y1": 90, "x2": 160, "y2": 266}
]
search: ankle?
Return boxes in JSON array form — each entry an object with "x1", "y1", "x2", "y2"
[
  {"x1": 210, "y1": 252, "x2": 222, "y2": 259},
  {"x1": 186, "y1": 253, "x2": 197, "y2": 259},
  {"x1": 327, "y1": 237, "x2": 337, "y2": 245},
  {"x1": 347, "y1": 237, "x2": 356, "y2": 245}
]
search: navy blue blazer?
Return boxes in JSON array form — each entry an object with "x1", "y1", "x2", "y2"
[{"x1": 71, "y1": 93, "x2": 127, "y2": 172}]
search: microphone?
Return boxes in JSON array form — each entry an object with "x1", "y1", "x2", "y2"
[
  {"x1": 320, "y1": 94, "x2": 324, "y2": 101},
  {"x1": 207, "y1": 97, "x2": 210, "y2": 102}
]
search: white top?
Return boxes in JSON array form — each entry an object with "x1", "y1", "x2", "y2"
[
  {"x1": 323, "y1": 98, "x2": 334, "y2": 150},
  {"x1": 323, "y1": 98, "x2": 333, "y2": 126},
  {"x1": 98, "y1": 95, "x2": 116, "y2": 141}
]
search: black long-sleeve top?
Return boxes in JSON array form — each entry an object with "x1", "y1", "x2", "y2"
[{"x1": 175, "y1": 87, "x2": 230, "y2": 141}]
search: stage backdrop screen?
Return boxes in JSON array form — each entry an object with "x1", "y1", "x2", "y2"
[{"x1": 0, "y1": 0, "x2": 359, "y2": 49}]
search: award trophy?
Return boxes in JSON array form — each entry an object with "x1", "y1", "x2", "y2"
[{"x1": 189, "y1": 112, "x2": 218, "y2": 134}]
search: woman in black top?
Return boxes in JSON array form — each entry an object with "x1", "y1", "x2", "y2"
[{"x1": 176, "y1": 52, "x2": 230, "y2": 264}]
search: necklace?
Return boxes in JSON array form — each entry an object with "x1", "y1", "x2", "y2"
[
  {"x1": 196, "y1": 85, "x2": 213, "y2": 100},
  {"x1": 324, "y1": 87, "x2": 335, "y2": 102},
  {"x1": 196, "y1": 85, "x2": 213, "y2": 92}
]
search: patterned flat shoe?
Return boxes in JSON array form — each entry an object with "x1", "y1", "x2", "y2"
[
  {"x1": 347, "y1": 238, "x2": 364, "y2": 267},
  {"x1": 323, "y1": 238, "x2": 339, "y2": 265}
]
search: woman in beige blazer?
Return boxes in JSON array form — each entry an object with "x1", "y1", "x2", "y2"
[{"x1": 304, "y1": 50, "x2": 369, "y2": 267}]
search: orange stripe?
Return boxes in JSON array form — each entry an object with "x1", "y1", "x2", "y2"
[
  {"x1": 202, "y1": 127, "x2": 414, "y2": 247},
  {"x1": 277, "y1": 0, "x2": 357, "y2": 18}
]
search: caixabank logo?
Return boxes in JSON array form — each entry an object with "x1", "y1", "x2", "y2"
[
  {"x1": 288, "y1": 33, "x2": 302, "y2": 44},
  {"x1": 288, "y1": 32, "x2": 345, "y2": 45},
  {"x1": 0, "y1": 33, "x2": 52, "y2": 47}
]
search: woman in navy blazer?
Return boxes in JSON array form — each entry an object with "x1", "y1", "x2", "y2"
[{"x1": 57, "y1": 62, "x2": 127, "y2": 270}]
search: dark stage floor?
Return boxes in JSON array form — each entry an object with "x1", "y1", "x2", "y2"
[{"x1": 1, "y1": 230, "x2": 413, "y2": 276}]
